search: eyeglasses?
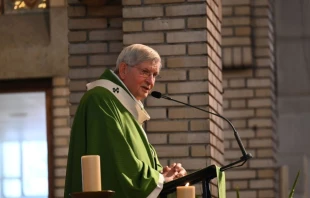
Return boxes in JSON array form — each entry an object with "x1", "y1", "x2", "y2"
[{"x1": 130, "y1": 65, "x2": 161, "y2": 80}]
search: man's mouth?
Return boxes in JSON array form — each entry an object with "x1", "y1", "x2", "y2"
[{"x1": 141, "y1": 86, "x2": 150, "y2": 91}]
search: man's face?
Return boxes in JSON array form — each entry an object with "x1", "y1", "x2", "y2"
[{"x1": 121, "y1": 60, "x2": 161, "y2": 100}]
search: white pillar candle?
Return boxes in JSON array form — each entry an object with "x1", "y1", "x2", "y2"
[
  {"x1": 81, "y1": 155, "x2": 101, "y2": 192},
  {"x1": 177, "y1": 184, "x2": 195, "y2": 198}
]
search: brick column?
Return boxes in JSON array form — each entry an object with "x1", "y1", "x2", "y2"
[
  {"x1": 222, "y1": 0, "x2": 277, "y2": 197},
  {"x1": 52, "y1": 77, "x2": 70, "y2": 197},
  {"x1": 123, "y1": 0, "x2": 224, "y2": 196}
]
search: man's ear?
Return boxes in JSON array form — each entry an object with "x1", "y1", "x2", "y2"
[{"x1": 118, "y1": 62, "x2": 127, "y2": 80}]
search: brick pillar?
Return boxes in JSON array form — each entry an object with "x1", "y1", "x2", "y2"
[
  {"x1": 222, "y1": 0, "x2": 277, "y2": 197},
  {"x1": 52, "y1": 77, "x2": 70, "y2": 197},
  {"x1": 123, "y1": 0, "x2": 224, "y2": 196}
]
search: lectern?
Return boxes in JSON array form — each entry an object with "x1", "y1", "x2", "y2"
[{"x1": 159, "y1": 165, "x2": 217, "y2": 198}]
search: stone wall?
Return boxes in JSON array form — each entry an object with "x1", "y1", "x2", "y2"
[
  {"x1": 276, "y1": 1, "x2": 310, "y2": 197},
  {"x1": 0, "y1": 4, "x2": 68, "y2": 79}
]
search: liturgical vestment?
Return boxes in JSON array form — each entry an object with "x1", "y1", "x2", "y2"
[{"x1": 64, "y1": 69, "x2": 163, "y2": 198}]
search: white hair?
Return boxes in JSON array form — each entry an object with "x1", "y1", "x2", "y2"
[{"x1": 114, "y1": 44, "x2": 161, "y2": 74}]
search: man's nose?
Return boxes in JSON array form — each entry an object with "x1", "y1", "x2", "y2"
[{"x1": 145, "y1": 74, "x2": 155, "y2": 85}]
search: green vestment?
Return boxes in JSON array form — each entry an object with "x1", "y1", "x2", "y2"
[{"x1": 64, "y1": 69, "x2": 163, "y2": 198}]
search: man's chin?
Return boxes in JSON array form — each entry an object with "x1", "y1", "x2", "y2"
[
  {"x1": 141, "y1": 93, "x2": 149, "y2": 100},
  {"x1": 135, "y1": 93, "x2": 148, "y2": 101}
]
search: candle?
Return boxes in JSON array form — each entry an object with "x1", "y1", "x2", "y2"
[
  {"x1": 81, "y1": 155, "x2": 101, "y2": 192},
  {"x1": 177, "y1": 183, "x2": 195, "y2": 198}
]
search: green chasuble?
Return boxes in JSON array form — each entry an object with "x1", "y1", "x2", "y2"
[{"x1": 64, "y1": 69, "x2": 163, "y2": 198}]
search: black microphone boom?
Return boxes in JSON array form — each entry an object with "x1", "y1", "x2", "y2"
[{"x1": 150, "y1": 91, "x2": 253, "y2": 171}]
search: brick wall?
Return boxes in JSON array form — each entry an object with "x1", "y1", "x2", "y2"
[
  {"x1": 67, "y1": 0, "x2": 123, "y2": 116},
  {"x1": 222, "y1": 0, "x2": 277, "y2": 197},
  {"x1": 222, "y1": 0, "x2": 253, "y2": 68},
  {"x1": 52, "y1": 77, "x2": 70, "y2": 197}
]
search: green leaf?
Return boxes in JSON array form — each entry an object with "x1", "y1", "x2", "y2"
[
  {"x1": 289, "y1": 170, "x2": 300, "y2": 198},
  {"x1": 236, "y1": 187, "x2": 240, "y2": 198}
]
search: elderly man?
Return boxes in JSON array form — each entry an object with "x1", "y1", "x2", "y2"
[{"x1": 64, "y1": 44, "x2": 186, "y2": 198}]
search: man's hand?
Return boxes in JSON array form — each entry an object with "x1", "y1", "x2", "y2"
[
  {"x1": 161, "y1": 163, "x2": 187, "y2": 182},
  {"x1": 173, "y1": 163, "x2": 187, "y2": 179},
  {"x1": 161, "y1": 164, "x2": 177, "y2": 182}
]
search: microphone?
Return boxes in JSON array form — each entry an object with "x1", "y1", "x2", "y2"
[{"x1": 150, "y1": 91, "x2": 253, "y2": 171}]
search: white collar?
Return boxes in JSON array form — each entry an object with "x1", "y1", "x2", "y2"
[
  {"x1": 86, "y1": 75, "x2": 150, "y2": 125},
  {"x1": 110, "y1": 70, "x2": 145, "y2": 110}
]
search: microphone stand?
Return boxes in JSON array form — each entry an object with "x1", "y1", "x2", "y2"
[{"x1": 160, "y1": 94, "x2": 253, "y2": 171}]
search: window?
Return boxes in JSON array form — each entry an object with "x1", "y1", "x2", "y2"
[
  {"x1": 0, "y1": 0, "x2": 47, "y2": 15},
  {"x1": 1, "y1": 140, "x2": 48, "y2": 198},
  {"x1": 0, "y1": 79, "x2": 53, "y2": 198}
]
